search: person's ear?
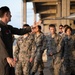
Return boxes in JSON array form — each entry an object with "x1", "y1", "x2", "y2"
[{"x1": 5, "y1": 12, "x2": 8, "y2": 17}]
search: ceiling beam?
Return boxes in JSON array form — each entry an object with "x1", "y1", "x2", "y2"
[
  {"x1": 39, "y1": 9, "x2": 56, "y2": 14},
  {"x1": 35, "y1": 5, "x2": 56, "y2": 13},
  {"x1": 41, "y1": 15, "x2": 56, "y2": 19},
  {"x1": 43, "y1": 20, "x2": 57, "y2": 24},
  {"x1": 39, "y1": 2, "x2": 58, "y2": 5},
  {"x1": 26, "y1": 0, "x2": 58, "y2": 2},
  {"x1": 35, "y1": 2, "x2": 58, "y2": 5}
]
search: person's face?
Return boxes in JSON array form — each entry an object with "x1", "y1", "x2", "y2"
[
  {"x1": 33, "y1": 26, "x2": 39, "y2": 33},
  {"x1": 59, "y1": 26, "x2": 63, "y2": 32},
  {"x1": 31, "y1": 27, "x2": 36, "y2": 33},
  {"x1": 4, "y1": 11, "x2": 12, "y2": 22},
  {"x1": 49, "y1": 27, "x2": 56, "y2": 34},
  {"x1": 66, "y1": 29, "x2": 71, "y2": 36}
]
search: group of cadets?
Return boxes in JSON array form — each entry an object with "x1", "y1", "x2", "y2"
[
  {"x1": 14, "y1": 24, "x2": 47, "y2": 75},
  {"x1": 14, "y1": 23, "x2": 75, "y2": 75},
  {"x1": 0, "y1": 6, "x2": 75, "y2": 75}
]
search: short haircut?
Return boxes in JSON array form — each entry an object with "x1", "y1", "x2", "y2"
[
  {"x1": 0, "y1": 6, "x2": 10, "y2": 17},
  {"x1": 59, "y1": 24, "x2": 63, "y2": 27},
  {"x1": 65, "y1": 26, "x2": 72, "y2": 33},
  {"x1": 64, "y1": 24, "x2": 69, "y2": 28},
  {"x1": 23, "y1": 24, "x2": 30, "y2": 28},
  {"x1": 49, "y1": 24, "x2": 56, "y2": 29}
]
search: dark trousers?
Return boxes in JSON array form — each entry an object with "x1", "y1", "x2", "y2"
[
  {"x1": 9, "y1": 67, "x2": 15, "y2": 75},
  {"x1": 5, "y1": 64, "x2": 15, "y2": 75}
]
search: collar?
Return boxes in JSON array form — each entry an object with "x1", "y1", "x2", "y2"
[
  {"x1": 65, "y1": 35, "x2": 72, "y2": 39},
  {"x1": 35, "y1": 32, "x2": 42, "y2": 38},
  {"x1": 0, "y1": 20, "x2": 7, "y2": 26},
  {"x1": 49, "y1": 33, "x2": 57, "y2": 38},
  {"x1": 23, "y1": 34, "x2": 30, "y2": 39}
]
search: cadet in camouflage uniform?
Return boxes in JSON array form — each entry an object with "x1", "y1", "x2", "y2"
[
  {"x1": 61, "y1": 26, "x2": 75, "y2": 75},
  {"x1": 70, "y1": 34, "x2": 75, "y2": 75},
  {"x1": 59, "y1": 25, "x2": 69, "y2": 75},
  {"x1": 14, "y1": 24, "x2": 36, "y2": 75},
  {"x1": 31, "y1": 25, "x2": 47, "y2": 75},
  {"x1": 46, "y1": 24, "x2": 62, "y2": 75}
]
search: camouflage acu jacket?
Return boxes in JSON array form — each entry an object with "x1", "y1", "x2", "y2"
[
  {"x1": 14, "y1": 34, "x2": 36, "y2": 61},
  {"x1": 61, "y1": 35, "x2": 75, "y2": 59},
  {"x1": 46, "y1": 33, "x2": 62, "y2": 56},
  {"x1": 34, "y1": 32, "x2": 47, "y2": 61}
]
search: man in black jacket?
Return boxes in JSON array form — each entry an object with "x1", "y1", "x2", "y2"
[
  {"x1": 0, "y1": 6, "x2": 31, "y2": 75},
  {"x1": 0, "y1": 32, "x2": 15, "y2": 75}
]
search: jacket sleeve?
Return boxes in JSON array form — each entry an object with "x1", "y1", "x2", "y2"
[
  {"x1": 31, "y1": 39, "x2": 36, "y2": 59},
  {"x1": 41, "y1": 35, "x2": 47, "y2": 54},
  {"x1": 57, "y1": 36, "x2": 62, "y2": 53},
  {"x1": 0, "y1": 37, "x2": 9, "y2": 60},
  {"x1": 46, "y1": 35, "x2": 52, "y2": 55},
  {"x1": 8, "y1": 25, "x2": 31, "y2": 35},
  {"x1": 13, "y1": 39, "x2": 20, "y2": 61},
  {"x1": 61, "y1": 39, "x2": 65, "y2": 59}
]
